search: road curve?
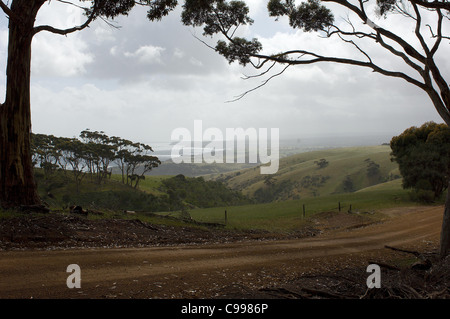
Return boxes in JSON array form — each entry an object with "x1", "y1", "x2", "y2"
[{"x1": 0, "y1": 206, "x2": 443, "y2": 299}]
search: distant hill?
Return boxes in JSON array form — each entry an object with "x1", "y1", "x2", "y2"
[
  {"x1": 138, "y1": 160, "x2": 258, "y2": 177},
  {"x1": 205, "y1": 145, "x2": 401, "y2": 203}
]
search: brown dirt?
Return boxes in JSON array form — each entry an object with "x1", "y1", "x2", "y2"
[{"x1": 0, "y1": 205, "x2": 448, "y2": 299}]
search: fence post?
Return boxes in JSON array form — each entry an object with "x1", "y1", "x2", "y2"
[
  {"x1": 349, "y1": 204, "x2": 352, "y2": 213},
  {"x1": 302, "y1": 204, "x2": 306, "y2": 219},
  {"x1": 339, "y1": 202, "x2": 341, "y2": 212},
  {"x1": 225, "y1": 209, "x2": 227, "y2": 225}
]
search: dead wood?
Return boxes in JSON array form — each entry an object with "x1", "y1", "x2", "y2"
[{"x1": 384, "y1": 245, "x2": 422, "y2": 257}]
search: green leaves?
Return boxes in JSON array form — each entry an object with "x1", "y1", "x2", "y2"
[
  {"x1": 147, "y1": 0, "x2": 179, "y2": 21},
  {"x1": 81, "y1": 0, "x2": 180, "y2": 22},
  {"x1": 180, "y1": 0, "x2": 334, "y2": 66},
  {"x1": 268, "y1": 0, "x2": 294, "y2": 17},
  {"x1": 84, "y1": 0, "x2": 137, "y2": 19},
  {"x1": 182, "y1": 0, "x2": 253, "y2": 35},
  {"x1": 181, "y1": 0, "x2": 260, "y2": 65},
  {"x1": 268, "y1": 0, "x2": 334, "y2": 32},
  {"x1": 390, "y1": 122, "x2": 450, "y2": 201},
  {"x1": 376, "y1": 0, "x2": 397, "y2": 17},
  {"x1": 291, "y1": 0, "x2": 334, "y2": 31},
  {"x1": 215, "y1": 38, "x2": 262, "y2": 65}
]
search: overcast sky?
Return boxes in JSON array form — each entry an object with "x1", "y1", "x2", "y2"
[{"x1": 0, "y1": 0, "x2": 447, "y2": 146}]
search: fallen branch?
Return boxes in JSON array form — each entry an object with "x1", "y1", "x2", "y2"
[{"x1": 384, "y1": 245, "x2": 422, "y2": 257}]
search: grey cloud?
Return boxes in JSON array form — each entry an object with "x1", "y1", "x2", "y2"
[
  {"x1": 81, "y1": 6, "x2": 228, "y2": 84},
  {"x1": 2, "y1": 1, "x2": 448, "y2": 146}
]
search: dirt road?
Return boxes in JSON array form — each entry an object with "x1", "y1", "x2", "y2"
[{"x1": 0, "y1": 206, "x2": 443, "y2": 299}]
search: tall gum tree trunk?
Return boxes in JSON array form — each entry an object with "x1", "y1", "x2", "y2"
[
  {"x1": 440, "y1": 182, "x2": 450, "y2": 258},
  {"x1": 0, "y1": 0, "x2": 43, "y2": 208}
]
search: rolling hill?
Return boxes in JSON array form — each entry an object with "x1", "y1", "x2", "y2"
[{"x1": 205, "y1": 145, "x2": 401, "y2": 202}]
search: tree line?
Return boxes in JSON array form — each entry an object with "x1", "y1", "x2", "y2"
[{"x1": 31, "y1": 129, "x2": 160, "y2": 192}]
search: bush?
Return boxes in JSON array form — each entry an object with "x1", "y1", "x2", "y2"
[
  {"x1": 391, "y1": 122, "x2": 450, "y2": 200},
  {"x1": 409, "y1": 188, "x2": 436, "y2": 203}
]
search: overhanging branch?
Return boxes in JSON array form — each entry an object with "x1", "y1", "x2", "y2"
[
  {"x1": 0, "y1": 0, "x2": 21, "y2": 23},
  {"x1": 251, "y1": 50, "x2": 427, "y2": 90},
  {"x1": 322, "y1": 0, "x2": 427, "y2": 63},
  {"x1": 227, "y1": 63, "x2": 291, "y2": 102},
  {"x1": 430, "y1": 9, "x2": 446, "y2": 55},
  {"x1": 32, "y1": 2, "x2": 97, "y2": 36},
  {"x1": 412, "y1": 0, "x2": 450, "y2": 11}
]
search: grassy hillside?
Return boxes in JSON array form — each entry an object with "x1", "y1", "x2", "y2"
[
  {"x1": 109, "y1": 174, "x2": 171, "y2": 196},
  {"x1": 188, "y1": 179, "x2": 434, "y2": 232},
  {"x1": 207, "y1": 145, "x2": 401, "y2": 202},
  {"x1": 36, "y1": 169, "x2": 172, "y2": 213},
  {"x1": 35, "y1": 169, "x2": 249, "y2": 213}
]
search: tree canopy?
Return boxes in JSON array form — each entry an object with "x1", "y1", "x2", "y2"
[
  {"x1": 390, "y1": 121, "x2": 450, "y2": 201},
  {"x1": 175, "y1": 0, "x2": 450, "y2": 117},
  {"x1": 32, "y1": 130, "x2": 161, "y2": 191}
]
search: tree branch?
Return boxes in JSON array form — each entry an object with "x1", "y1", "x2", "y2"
[
  {"x1": 32, "y1": 2, "x2": 96, "y2": 36},
  {"x1": 430, "y1": 9, "x2": 445, "y2": 55},
  {"x1": 227, "y1": 63, "x2": 291, "y2": 102},
  {"x1": 241, "y1": 61, "x2": 277, "y2": 80},
  {"x1": 200, "y1": 0, "x2": 446, "y2": 111},
  {"x1": 251, "y1": 50, "x2": 427, "y2": 90},
  {"x1": 326, "y1": 24, "x2": 376, "y2": 41},
  {"x1": 336, "y1": 32, "x2": 373, "y2": 63},
  {"x1": 375, "y1": 32, "x2": 425, "y2": 76},
  {"x1": 0, "y1": 0, "x2": 21, "y2": 23},
  {"x1": 322, "y1": 0, "x2": 427, "y2": 63},
  {"x1": 325, "y1": 21, "x2": 425, "y2": 80},
  {"x1": 394, "y1": 1, "x2": 417, "y2": 20},
  {"x1": 411, "y1": 1, "x2": 431, "y2": 57},
  {"x1": 411, "y1": 0, "x2": 450, "y2": 11},
  {"x1": 56, "y1": 0, "x2": 88, "y2": 11}
]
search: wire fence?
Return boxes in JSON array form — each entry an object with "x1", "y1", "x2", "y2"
[
  {"x1": 194, "y1": 201, "x2": 358, "y2": 226},
  {"x1": 299, "y1": 201, "x2": 355, "y2": 218}
]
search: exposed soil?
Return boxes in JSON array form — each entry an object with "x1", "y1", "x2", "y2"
[
  {"x1": 0, "y1": 205, "x2": 448, "y2": 299},
  {"x1": 0, "y1": 212, "x2": 319, "y2": 250}
]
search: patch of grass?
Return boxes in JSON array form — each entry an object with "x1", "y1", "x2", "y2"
[
  {"x1": 109, "y1": 174, "x2": 172, "y2": 196},
  {"x1": 189, "y1": 182, "x2": 435, "y2": 232}
]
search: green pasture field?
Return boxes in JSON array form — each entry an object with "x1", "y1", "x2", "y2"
[{"x1": 188, "y1": 179, "x2": 441, "y2": 232}]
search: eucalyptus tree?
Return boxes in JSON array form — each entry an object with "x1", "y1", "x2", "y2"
[
  {"x1": 111, "y1": 136, "x2": 135, "y2": 184},
  {"x1": 80, "y1": 129, "x2": 116, "y2": 184},
  {"x1": 31, "y1": 133, "x2": 61, "y2": 178},
  {"x1": 57, "y1": 137, "x2": 88, "y2": 194},
  {"x1": 0, "y1": 0, "x2": 177, "y2": 208},
  {"x1": 123, "y1": 142, "x2": 161, "y2": 188}
]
